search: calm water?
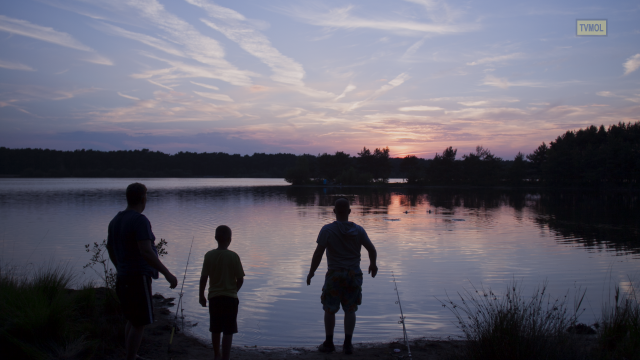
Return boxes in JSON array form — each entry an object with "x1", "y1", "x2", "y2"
[{"x1": 0, "y1": 178, "x2": 638, "y2": 346}]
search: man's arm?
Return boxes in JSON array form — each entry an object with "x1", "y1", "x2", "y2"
[
  {"x1": 307, "y1": 243, "x2": 326, "y2": 285},
  {"x1": 106, "y1": 243, "x2": 118, "y2": 268},
  {"x1": 362, "y1": 241, "x2": 378, "y2": 278},
  {"x1": 137, "y1": 240, "x2": 178, "y2": 288},
  {"x1": 199, "y1": 274, "x2": 207, "y2": 307},
  {"x1": 236, "y1": 277, "x2": 244, "y2": 292}
]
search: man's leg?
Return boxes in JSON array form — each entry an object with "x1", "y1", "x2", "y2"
[
  {"x1": 125, "y1": 323, "x2": 145, "y2": 360},
  {"x1": 344, "y1": 311, "x2": 356, "y2": 344},
  {"x1": 324, "y1": 310, "x2": 336, "y2": 345},
  {"x1": 211, "y1": 332, "x2": 221, "y2": 360},
  {"x1": 125, "y1": 321, "x2": 132, "y2": 351},
  {"x1": 221, "y1": 334, "x2": 233, "y2": 360}
]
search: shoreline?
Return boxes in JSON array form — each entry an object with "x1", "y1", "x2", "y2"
[{"x1": 139, "y1": 293, "x2": 466, "y2": 360}]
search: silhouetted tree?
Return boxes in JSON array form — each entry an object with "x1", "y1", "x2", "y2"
[
  {"x1": 461, "y1": 146, "x2": 502, "y2": 185},
  {"x1": 357, "y1": 146, "x2": 391, "y2": 182},
  {"x1": 317, "y1": 151, "x2": 352, "y2": 181},
  {"x1": 284, "y1": 156, "x2": 312, "y2": 185},
  {"x1": 428, "y1": 146, "x2": 457, "y2": 184},
  {"x1": 526, "y1": 142, "x2": 548, "y2": 182},
  {"x1": 509, "y1": 152, "x2": 527, "y2": 185},
  {"x1": 399, "y1": 155, "x2": 421, "y2": 184}
]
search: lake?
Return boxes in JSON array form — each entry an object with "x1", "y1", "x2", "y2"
[{"x1": 0, "y1": 178, "x2": 638, "y2": 346}]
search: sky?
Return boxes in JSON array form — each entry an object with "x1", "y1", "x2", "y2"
[{"x1": 0, "y1": 0, "x2": 638, "y2": 159}]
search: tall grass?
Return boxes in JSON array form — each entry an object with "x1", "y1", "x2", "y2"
[
  {"x1": 0, "y1": 262, "x2": 125, "y2": 359},
  {"x1": 439, "y1": 280, "x2": 587, "y2": 360},
  {"x1": 596, "y1": 278, "x2": 640, "y2": 359}
]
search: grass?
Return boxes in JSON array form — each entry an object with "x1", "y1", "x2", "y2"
[
  {"x1": 439, "y1": 280, "x2": 588, "y2": 360},
  {"x1": 0, "y1": 262, "x2": 125, "y2": 360},
  {"x1": 595, "y1": 278, "x2": 640, "y2": 360}
]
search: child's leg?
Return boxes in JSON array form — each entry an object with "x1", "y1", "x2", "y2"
[
  {"x1": 211, "y1": 332, "x2": 221, "y2": 360},
  {"x1": 221, "y1": 333, "x2": 233, "y2": 360}
]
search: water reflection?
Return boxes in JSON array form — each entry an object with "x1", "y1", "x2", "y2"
[
  {"x1": 531, "y1": 191, "x2": 640, "y2": 256},
  {"x1": 0, "y1": 179, "x2": 638, "y2": 346}
]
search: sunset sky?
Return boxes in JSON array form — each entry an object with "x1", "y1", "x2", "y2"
[{"x1": 0, "y1": 0, "x2": 638, "y2": 159}]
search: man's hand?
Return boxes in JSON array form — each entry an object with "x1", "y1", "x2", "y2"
[
  {"x1": 199, "y1": 294, "x2": 207, "y2": 307},
  {"x1": 165, "y1": 273, "x2": 178, "y2": 289},
  {"x1": 306, "y1": 272, "x2": 314, "y2": 285},
  {"x1": 368, "y1": 264, "x2": 378, "y2": 278}
]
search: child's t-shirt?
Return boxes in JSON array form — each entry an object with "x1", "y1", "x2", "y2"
[{"x1": 201, "y1": 249, "x2": 245, "y2": 299}]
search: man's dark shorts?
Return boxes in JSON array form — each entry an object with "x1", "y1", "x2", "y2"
[
  {"x1": 208, "y1": 296, "x2": 239, "y2": 335},
  {"x1": 116, "y1": 274, "x2": 154, "y2": 326},
  {"x1": 321, "y1": 269, "x2": 363, "y2": 314}
]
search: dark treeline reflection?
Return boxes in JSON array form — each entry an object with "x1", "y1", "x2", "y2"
[
  {"x1": 286, "y1": 187, "x2": 640, "y2": 255},
  {"x1": 531, "y1": 191, "x2": 639, "y2": 255}
]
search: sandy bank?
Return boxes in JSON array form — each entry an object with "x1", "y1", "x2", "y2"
[{"x1": 116, "y1": 293, "x2": 465, "y2": 360}]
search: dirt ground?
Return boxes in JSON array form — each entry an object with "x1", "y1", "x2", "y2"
[{"x1": 120, "y1": 294, "x2": 465, "y2": 360}]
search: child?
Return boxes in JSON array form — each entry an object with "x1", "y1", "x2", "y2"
[{"x1": 199, "y1": 225, "x2": 245, "y2": 360}]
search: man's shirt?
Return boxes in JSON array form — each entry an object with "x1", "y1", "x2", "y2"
[
  {"x1": 107, "y1": 209, "x2": 159, "y2": 279},
  {"x1": 317, "y1": 221, "x2": 374, "y2": 272}
]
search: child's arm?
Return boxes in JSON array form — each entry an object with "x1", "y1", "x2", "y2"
[
  {"x1": 199, "y1": 274, "x2": 208, "y2": 307},
  {"x1": 236, "y1": 277, "x2": 244, "y2": 292}
]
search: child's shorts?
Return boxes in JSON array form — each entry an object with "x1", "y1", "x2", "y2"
[
  {"x1": 321, "y1": 269, "x2": 363, "y2": 314},
  {"x1": 208, "y1": 296, "x2": 239, "y2": 335}
]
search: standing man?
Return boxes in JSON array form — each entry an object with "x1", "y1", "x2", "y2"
[
  {"x1": 307, "y1": 197, "x2": 378, "y2": 355},
  {"x1": 107, "y1": 183, "x2": 178, "y2": 360}
]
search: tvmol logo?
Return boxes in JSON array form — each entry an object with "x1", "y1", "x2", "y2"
[{"x1": 577, "y1": 20, "x2": 607, "y2": 36}]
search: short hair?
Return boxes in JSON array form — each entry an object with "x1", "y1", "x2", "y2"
[
  {"x1": 335, "y1": 197, "x2": 350, "y2": 210},
  {"x1": 215, "y1": 225, "x2": 232, "y2": 241},
  {"x1": 126, "y1": 183, "x2": 147, "y2": 206}
]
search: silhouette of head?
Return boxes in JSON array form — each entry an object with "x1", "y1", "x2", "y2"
[
  {"x1": 334, "y1": 197, "x2": 351, "y2": 219},
  {"x1": 126, "y1": 183, "x2": 147, "y2": 208},
  {"x1": 215, "y1": 225, "x2": 232, "y2": 245}
]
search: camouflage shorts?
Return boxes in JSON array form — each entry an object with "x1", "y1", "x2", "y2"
[{"x1": 321, "y1": 269, "x2": 363, "y2": 314}]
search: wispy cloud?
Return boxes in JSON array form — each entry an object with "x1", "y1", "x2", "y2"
[
  {"x1": 279, "y1": 5, "x2": 479, "y2": 36},
  {"x1": 83, "y1": 53, "x2": 114, "y2": 66},
  {"x1": 596, "y1": 91, "x2": 617, "y2": 97},
  {"x1": 0, "y1": 14, "x2": 93, "y2": 51},
  {"x1": 190, "y1": 0, "x2": 333, "y2": 98},
  {"x1": 0, "y1": 59, "x2": 35, "y2": 71},
  {"x1": 459, "y1": 101, "x2": 488, "y2": 106},
  {"x1": 93, "y1": 0, "x2": 255, "y2": 86},
  {"x1": 467, "y1": 53, "x2": 524, "y2": 66},
  {"x1": 132, "y1": 52, "x2": 258, "y2": 88},
  {"x1": 623, "y1": 54, "x2": 640, "y2": 75},
  {"x1": 347, "y1": 73, "x2": 410, "y2": 111},
  {"x1": 93, "y1": 22, "x2": 186, "y2": 58},
  {"x1": 399, "y1": 105, "x2": 443, "y2": 111},
  {"x1": 482, "y1": 75, "x2": 543, "y2": 89},
  {"x1": 0, "y1": 15, "x2": 112, "y2": 65},
  {"x1": 335, "y1": 84, "x2": 356, "y2": 101},
  {"x1": 190, "y1": 81, "x2": 219, "y2": 91},
  {"x1": 401, "y1": 36, "x2": 428, "y2": 59},
  {"x1": 403, "y1": 0, "x2": 465, "y2": 24},
  {"x1": 118, "y1": 92, "x2": 140, "y2": 101},
  {"x1": 193, "y1": 91, "x2": 234, "y2": 102}
]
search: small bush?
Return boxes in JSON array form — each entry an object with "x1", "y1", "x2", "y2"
[{"x1": 439, "y1": 280, "x2": 586, "y2": 360}]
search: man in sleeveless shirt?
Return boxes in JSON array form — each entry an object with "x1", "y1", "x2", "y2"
[{"x1": 307, "y1": 198, "x2": 378, "y2": 355}]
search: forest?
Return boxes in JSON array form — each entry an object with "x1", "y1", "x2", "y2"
[{"x1": 1, "y1": 121, "x2": 638, "y2": 187}]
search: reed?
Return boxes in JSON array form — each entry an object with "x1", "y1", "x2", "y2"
[
  {"x1": 439, "y1": 280, "x2": 587, "y2": 360},
  {"x1": 595, "y1": 278, "x2": 640, "y2": 359}
]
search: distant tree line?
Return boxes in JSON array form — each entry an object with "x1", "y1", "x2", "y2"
[
  {"x1": 1, "y1": 121, "x2": 638, "y2": 186},
  {"x1": 0, "y1": 148, "x2": 300, "y2": 178}
]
